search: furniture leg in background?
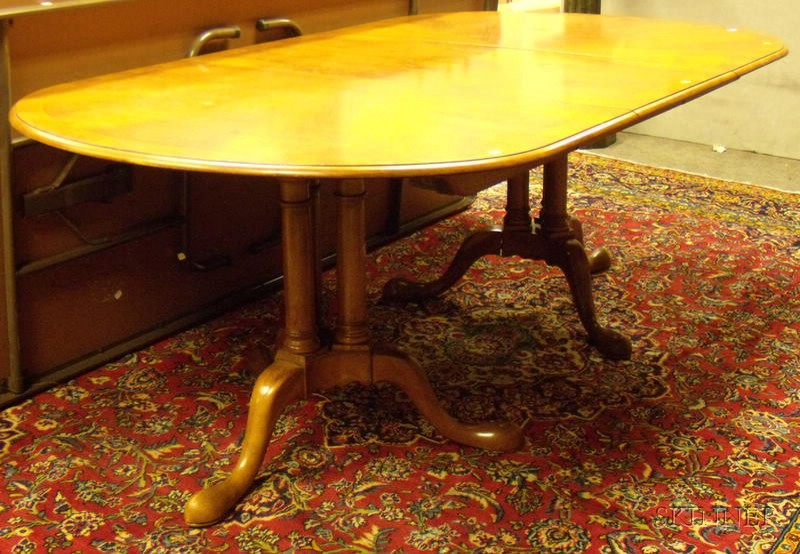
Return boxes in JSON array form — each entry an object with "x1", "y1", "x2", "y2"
[{"x1": 383, "y1": 154, "x2": 631, "y2": 361}]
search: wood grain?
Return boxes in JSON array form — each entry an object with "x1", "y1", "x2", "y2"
[{"x1": 10, "y1": 12, "x2": 786, "y2": 179}]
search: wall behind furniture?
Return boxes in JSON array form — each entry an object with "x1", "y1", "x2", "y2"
[{"x1": 603, "y1": 0, "x2": 799, "y2": 160}]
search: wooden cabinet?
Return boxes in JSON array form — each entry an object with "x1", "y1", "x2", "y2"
[{"x1": 0, "y1": 0, "x2": 484, "y2": 405}]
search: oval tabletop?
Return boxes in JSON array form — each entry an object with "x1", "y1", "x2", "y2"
[{"x1": 10, "y1": 12, "x2": 786, "y2": 179}]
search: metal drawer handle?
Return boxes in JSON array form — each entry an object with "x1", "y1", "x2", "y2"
[{"x1": 187, "y1": 25, "x2": 242, "y2": 58}]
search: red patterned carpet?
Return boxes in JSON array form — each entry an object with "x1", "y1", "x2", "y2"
[{"x1": 1, "y1": 153, "x2": 798, "y2": 553}]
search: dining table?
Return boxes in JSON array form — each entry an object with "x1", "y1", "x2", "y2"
[{"x1": 9, "y1": 11, "x2": 786, "y2": 526}]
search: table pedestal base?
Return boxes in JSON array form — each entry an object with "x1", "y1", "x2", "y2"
[
  {"x1": 185, "y1": 179, "x2": 523, "y2": 527},
  {"x1": 184, "y1": 345, "x2": 522, "y2": 527},
  {"x1": 383, "y1": 155, "x2": 632, "y2": 361}
]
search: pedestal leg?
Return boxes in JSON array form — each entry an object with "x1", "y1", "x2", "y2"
[
  {"x1": 372, "y1": 345, "x2": 523, "y2": 451},
  {"x1": 382, "y1": 158, "x2": 627, "y2": 359},
  {"x1": 312, "y1": 180, "x2": 523, "y2": 451},
  {"x1": 184, "y1": 361, "x2": 305, "y2": 526},
  {"x1": 539, "y1": 157, "x2": 631, "y2": 360},
  {"x1": 185, "y1": 179, "x2": 321, "y2": 527},
  {"x1": 381, "y1": 230, "x2": 502, "y2": 303},
  {"x1": 502, "y1": 171, "x2": 612, "y2": 275},
  {"x1": 569, "y1": 216, "x2": 612, "y2": 274},
  {"x1": 382, "y1": 168, "x2": 611, "y2": 307}
]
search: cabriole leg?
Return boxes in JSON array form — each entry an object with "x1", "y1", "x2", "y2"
[
  {"x1": 540, "y1": 157, "x2": 631, "y2": 360},
  {"x1": 185, "y1": 179, "x2": 321, "y2": 527}
]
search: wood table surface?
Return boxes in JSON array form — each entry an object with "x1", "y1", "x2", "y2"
[
  {"x1": 9, "y1": 12, "x2": 787, "y2": 527},
  {"x1": 11, "y1": 12, "x2": 786, "y2": 179}
]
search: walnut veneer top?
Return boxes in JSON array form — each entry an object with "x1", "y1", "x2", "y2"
[{"x1": 10, "y1": 12, "x2": 787, "y2": 178}]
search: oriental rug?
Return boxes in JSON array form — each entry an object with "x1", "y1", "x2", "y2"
[{"x1": 0, "y1": 153, "x2": 798, "y2": 553}]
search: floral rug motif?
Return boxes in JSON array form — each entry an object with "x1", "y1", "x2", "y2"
[{"x1": 1, "y1": 153, "x2": 798, "y2": 553}]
